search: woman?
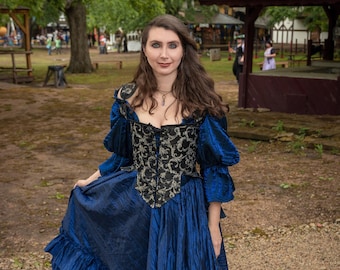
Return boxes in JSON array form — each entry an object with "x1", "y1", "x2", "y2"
[
  {"x1": 45, "y1": 14, "x2": 239, "y2": 270},
  {"x1": 262, "y1": 41, "x2": 276, "y2": 71}
]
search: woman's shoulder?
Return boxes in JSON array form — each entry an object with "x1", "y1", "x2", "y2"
[
  {"x1": 200, "y1": 113, "x2": 228, "y2": 130},
  {"x1": 115, "y1": 83, "x2": 137, "y2": 100}
]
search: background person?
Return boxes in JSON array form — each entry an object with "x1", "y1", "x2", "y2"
[
  {"x1": 262, "y1": 40, "x2": 276, "y2": 71},
  {"x1": 46, "y1": 36, "x2": 52, "y2": 55},
  {"x1": 229, "y1": 34, "x2": 245, "y2": 82},
  {"x1": 55, "y1": 36, "x2": 62, "y2": 54},
  {"x1": 99, "y1": 33, "x2": 108, "y2": 54}
]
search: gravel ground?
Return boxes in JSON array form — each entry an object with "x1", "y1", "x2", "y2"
[
  {"x1": 1, "y1": 221, "x2": 339, "y2": 269},
  {"x1": 226, "y1": 221, "x2": 340, "y2": 270},
  {"x1": 0, "y1": 78, "x2": 339, "y2": 269}
]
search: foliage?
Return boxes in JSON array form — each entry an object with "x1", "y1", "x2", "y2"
[
  {"x1": 287, "y1": 136, "x2": 306, "y2": 155},
  {"x1": 87, "y1": 0, "x2": 165, "y2": 33},
  {"x1": 164, "y1": 0, "x2": 187, "y2": 16},
  {"x1": 247, "y1": 141, "x2": 261, "y2": 153},
  {"x1": 162, "y1": 0, "x2": 218, "y2": 22},
  {"x1": 264, "y1": 6, "x2": 328, "y2": 32},
  {"x1": 314, "y1": 143, "x2": 323, "y2": 158},
  {"x1": 302, "y1": 6, "x2": 328, "y2": 32},
  {"x1": 272, "y1": 120, "x2": 284, "y2": 132},
  {"x1": 35, "y1": 1, "x2": 62, "y2": 27},
  {"x1": 86, "y1": 0, "x2": 217, "y2": 33},
  {"x1": 1, "y1": 0, "x2": 61, "y2": 31},
  {"x1": 264, "y1": 6, "x2": 301, "y2": 27},
  {"x1": 2, "y1": 0, "x2": 218, "y2": 37},
  {"x1": 1, "y1": 0, "x2": 44, "y2": 15}
]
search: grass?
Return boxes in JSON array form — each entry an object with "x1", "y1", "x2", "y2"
[{"x1": 0, "y1": 46, "x2": 298, "y2": 88}]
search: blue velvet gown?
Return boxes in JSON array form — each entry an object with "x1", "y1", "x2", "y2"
[{"x1": 45, "y1": 84, "x2": 240, "y2": 270}]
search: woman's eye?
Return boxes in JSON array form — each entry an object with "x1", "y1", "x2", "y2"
[
  {"x1": 151, "y1": 43, "x2": 160, "y2": 48},
  {"x1": 168, "y1": 43, "x2": 177, "y2": 49}
]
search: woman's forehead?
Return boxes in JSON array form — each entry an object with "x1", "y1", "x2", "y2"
[{"x1": 147, "y1": 27, "x2": 180, "y2": 42}]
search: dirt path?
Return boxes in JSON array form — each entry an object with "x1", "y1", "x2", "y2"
[{"x1": 0, "y1": 80, "x2": 339, "y2": 269}]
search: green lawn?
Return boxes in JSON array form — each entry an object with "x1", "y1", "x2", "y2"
[{"x1": 0, "y1": 47, "x2": 313, "y2": 89}]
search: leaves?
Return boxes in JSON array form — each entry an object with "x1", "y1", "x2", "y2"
[
  {"x1": 87, "y1": 0, "x2": 165, "y2": 32},
  {"x1": 264, "y1": 6, "x2": 328, "y2": 32}
]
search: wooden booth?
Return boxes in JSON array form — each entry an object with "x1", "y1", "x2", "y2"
[
  {"x1": 0, "y1": 6, "x2": 33, "y2": 83},
  {"x1": 199, "y1": 0, "x2": 340, "y2": 115}
]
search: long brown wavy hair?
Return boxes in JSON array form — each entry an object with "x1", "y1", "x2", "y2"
[{"x1": 131, "y1": 14, "x2": 228, "y2": 118}]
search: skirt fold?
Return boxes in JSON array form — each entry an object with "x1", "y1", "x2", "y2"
[{"x1": 45, "y1": 171, "x2": 228, "y2": 269}]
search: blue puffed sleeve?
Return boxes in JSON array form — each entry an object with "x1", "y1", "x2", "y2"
[
  {"x1": 98, "y1": 91, "x2": 136, "y2": 176},
  {"x1": 197, "y1": 115, "x2": 240, "y2": 203}
]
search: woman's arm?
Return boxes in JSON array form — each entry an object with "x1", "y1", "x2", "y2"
[
  {"x1": 208, "y1": 202, "x2": 222, "y2": 257},
  {"x1": 74, "y1": 169, "x2": 101, "y2": 188}
]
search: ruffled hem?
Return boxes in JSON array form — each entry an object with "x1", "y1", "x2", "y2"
[{"x1": 45, "y1": 231, "x2": 107, "y2": 270}]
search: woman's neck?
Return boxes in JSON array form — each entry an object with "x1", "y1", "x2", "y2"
[{"x1": 154, "y1": 73, "x2": 177, "y2": 93}]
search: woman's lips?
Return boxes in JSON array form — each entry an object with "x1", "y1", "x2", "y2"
[{"x1": 159, "y1": 63, "x2": 171, "y2": 68}]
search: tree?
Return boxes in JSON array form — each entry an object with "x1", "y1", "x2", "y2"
[
  {"x1": 87, "y1": 0, "x2": 165, "y2": 33},
  {"x1": 2, "y1": 0, "x2": 93, "y2": 73},
  {"x1": 302, "y1": 6, "x2": 328, "y2": 33},
  {"x1": 264, "y1": 6, "x2": 300, "y2": 28},
  {"x1": 3, "y1": 0, "x2": 217, "y2": 74},
  {"x1": 65, "y1": 0, "x2": 92, "y2": 73}
]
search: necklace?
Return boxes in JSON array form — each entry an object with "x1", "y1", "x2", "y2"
[{"x1": 157, "y1": 89, "x2": 172, "y2": 106}]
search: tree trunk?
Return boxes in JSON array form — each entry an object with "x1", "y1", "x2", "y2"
[{"x1": 65, "y1": 1, "x2": 93, "y2": 73}]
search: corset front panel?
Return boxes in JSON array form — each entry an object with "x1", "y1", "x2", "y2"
[{"x1": 131, "y1": 121, "x2": 199, "y2": 208}]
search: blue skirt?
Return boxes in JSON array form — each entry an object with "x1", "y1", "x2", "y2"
[{"x1": 45, "y1": 170, "x2": 228, "y2": 270}]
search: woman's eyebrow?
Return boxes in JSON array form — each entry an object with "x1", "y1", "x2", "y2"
[{"x1": 149, "y1": 39, "x2": 180, "y2": 43}]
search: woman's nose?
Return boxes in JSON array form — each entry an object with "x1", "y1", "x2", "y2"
[{"x1": 160, "y1": 47, "x2": 169, "y2": 58}]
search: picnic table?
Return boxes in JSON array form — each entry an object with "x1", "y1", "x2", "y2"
[{"x1": 0, "y1": 49, "x2": 33, "y2": 83}]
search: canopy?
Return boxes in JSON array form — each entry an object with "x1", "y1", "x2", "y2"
[
  {"x1": 189, "y1": 13, "x2": 244, "y2": 25},
  {"x1": 210, "y1": 13, "x2": 244, "y2": 25}
]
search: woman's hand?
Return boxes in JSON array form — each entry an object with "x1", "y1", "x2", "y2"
[
  {"x1": 73, "y1": 170, "x2": 101, "y2": 189},
  {"x1": 209, "y1": 224, "x2": 222, "y2": 258},
  {"x1": 73, "y1": 179, "x2": 91, "y2": 189}
]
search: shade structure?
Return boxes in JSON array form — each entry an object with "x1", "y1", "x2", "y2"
[{"x1": 193, "y1": 13, "x2": 244, "y2": 25}]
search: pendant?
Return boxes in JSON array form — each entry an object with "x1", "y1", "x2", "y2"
[{"x1": 162, "y1": 94, "x2": 166, "y2": 106}]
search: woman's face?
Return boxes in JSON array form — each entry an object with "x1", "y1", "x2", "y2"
[{"x1": 143, "y1": 27, "x2": 183, "y2": 78}]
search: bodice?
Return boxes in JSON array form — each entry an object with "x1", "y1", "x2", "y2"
[
  {"x1": 131, "y1": 121, "x2": 200, "y2": 208},
  {"x1": 99, "y1": 83, "x2": 239, "y2": 207}
]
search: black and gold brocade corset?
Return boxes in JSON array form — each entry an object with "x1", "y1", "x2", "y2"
[{"x1": 130, "y1": 121, "x2": 200, "y2": 208}]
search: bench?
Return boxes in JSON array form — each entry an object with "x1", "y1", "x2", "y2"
[
  {"x1": 0, "y1": 50, "x2": 33, "y2": 83},
  {"x1": 258, "y1": 61, "x2": 289, "y2": 70},
  {"x1": 203, "y1": 44, "x2": 227, "y2": 50},
  {"x1": 92, "y1": 60, "x2": 123, "y2": 70},
  {"x1": 0, "y1": 67, "x2": 34, "y2": 84}
]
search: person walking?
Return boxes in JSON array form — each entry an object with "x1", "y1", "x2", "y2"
[
  {"x1": 46, "y1": 36, "x2": 52, "y2": 55},
  {"x1": 229, "y1": 34, "x2": 245, "y2": 82},
  {"x1": 45, "y1": 14, "x2": 239, "y2": 270},
  {"x1": 55, "y1": 36, "x2": 62, "y2": 54},
  {"x1": 262, "y1": 40, "x2": 276, "y2": 71}
]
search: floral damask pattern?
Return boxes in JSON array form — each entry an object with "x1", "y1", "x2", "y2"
[{"x1": 131, "y1": 121, "x2": 199, "y2": 208}]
